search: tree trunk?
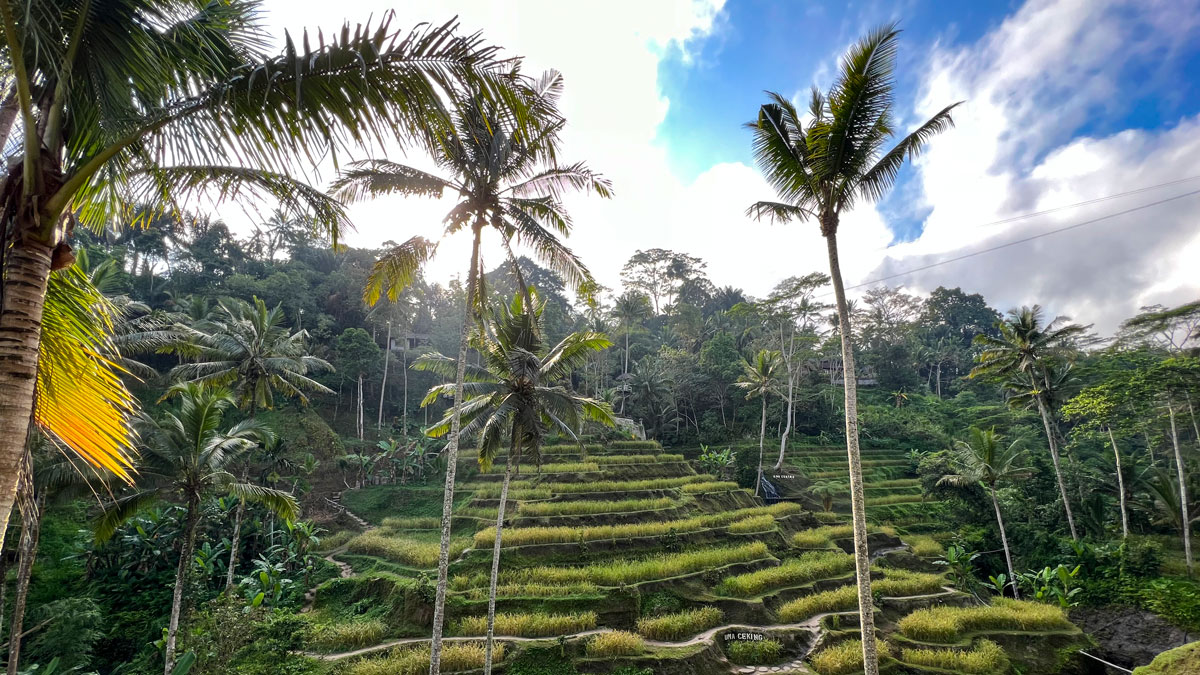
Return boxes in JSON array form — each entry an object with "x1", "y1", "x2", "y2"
[
  {"x1": 1167, "y1": 402, "x2": 1192, "y2": 576},
  {"x1": 225, "y1": 497, "x2": 244, "y2": 590},
  {"x1": 357, "y1": 374, "x2": 364, "y2": 440},
  {"x1": 775, "y1": 368, "x2": 795, "y2": 471},
  {"x1": 989, "y1": 484, "x2": 1018, "y2": 599},
  {"x1": 6, "y1": 483, "x2": 42, "y2": 675},
  {"x1": 824, "y1": 229, "x2": 878, "y2": 675},
  {"x1": 402, "y1": 350, "x2": 408, "y2": 440},
  {"x1": 378, "y1": 322, "x2": 391, "y2": 430},
  {"x1": 1033, "y1": 388, "x2": 1078, "y2": 541},
  {"x1": 0, "y1": 242, "x2": 54, "y2": 552},
  {"x1": 935, "y1": 362, "x2": 942, "y2": 398},
  {"x1": 165, "y1": 494, "x2": 201, "y2": 675},
  {"x1": 429, "y1": 228, "x2": 482, "y2": 675},
  {"x1": 755, "y1": 395, "x2": 767, "y2": 496},
  {"x1": 483, "y1": 454, "x2": 514, "y2": 675},
  {"x1": 1107, "y1": 426, "x2": 1129, "y2": 539}
]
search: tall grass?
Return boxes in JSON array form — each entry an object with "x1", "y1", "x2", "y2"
[
  {"x1": 516, "y1": 497, "x2": 676, "y2": 517},
  {"x1": 680, "y1": 481, "x2": 740, "y2": 494},
  {"x1": 380, "y1": 517, "x2": 441, "y2": 530},
  {"x1": 727, "y1": 639, "x2": 782, "y2": 665},
  {"x1": 457, "y1": 581, "x2": 600, "y2": 600},
  {"x1": 591, "y1": 453, "x2": 686, "y2": 464},
  {"x1": 497, "y1": 542, "x2": 769, "y2": 587},
  {"x1": 315, "y1": 530, "x2": 355, "y2": 551},
  {"x1": 898, "y1": 598, "x2": 1073, "y2": 642},
  {"x1": 901, "y1": 639, "x2": 1008, "y2": 674},
  {"x1": 776, "y1": 585, "x2": 857, "y2": 622},
  {"x1": 791, "y1": 525, "x2": 853, "y2": 548},
  {"x1": 812, "y1": 511, "x2": 842, "y2": 524},
  {"x1": 636, "y1": 607, "x2": 724, "y2": 640},
  {"x1": 727, "y1": 514, "x2": 777, "y2": 534},
  {"x1": 546, "y1": 475, "x2": 713, "y2": 494},
  {"x1": 307, "y1": 618, "x2": 388, "y2": 651},
  {"x1": 345, "y1": 643, "x2": 500, "y2": 675},
  {"x1": 347, "y1": 532, "x2": 469, "y2": 568},
  {"x1": 475, "y1": 503, "x2": 802, "y2": 548},
  {"x1": 810, "y1": 639, "x2": 893, "y2": 675},
  {"x1": 873, "y1": 568, "x2": 945, "y2": 596},
  {"x1": 906, "y1": 534, "x2": 946, "y2": 557},
  {"x1": 866, "y1": 494, "x2": 923, "y2": 506},
  {"x1": 454, "y1": 611, "x2": 596, "y2": 637},
  {"x1": 484, "y1": 461, "x2": 597, "y2": 474},
  {"x1": 586, "y1": 631, "x2": 645, "y2": 656},
  {"x1": 716, "y1": 550, "x2": 855, "y2": 597},
  {"x1": 473, "y1": 486, "x2": 551, "y2": 500}
]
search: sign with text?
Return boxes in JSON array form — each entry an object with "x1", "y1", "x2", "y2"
[{"x1": 723, "y1": 631, "x2": 765, "y2": 642}]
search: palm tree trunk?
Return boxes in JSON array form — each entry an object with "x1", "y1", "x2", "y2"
[
  {"x1": 430, "y1": 228, "x2": 482, "y2": 675},
  {"x1": 357, "y1": 374, "x2": 364, "y2": 440},
  {"x1": 1032, "y1": 389, "x2": 1078, "y2": 541},
  {"x1": 776, "y1": 367, "x2": 795, "y2": 471},
  {"x1": 483, "y1": 453, "x2": 514, "y2": 675},
  {"x1": 378, "y1": 322, "x2": 391, "y2": 430},
  {"x1": 0, "y1": 241, "x2": 54, "y2": 552},
  {"x1": 226, "y1": 498, "x2": 245, "y2": 590},
  {"x1": 989, "y1": 484, "x2": 1018, "y2": 599},
  {"x1": 755, "y1": 395, "x2": 767, "y2": 496},
  {"x1": 6, "y1": 487, "x2": 42, "y2": 675},
  {"x1": 1107, "y1": 426, "x2": 1129, "y2": 539},
  {"x1": 935, "y1": 362, "x2": 942, "y2": 398},
  {"x1": 1167, "y1": 401, "x2": 1192, "y2": 576},
  {"x1": 402, "y1": 350, "x2": 408, "y2": 440},
  {"x1": 823, "y1": 228, "x2": 878, "y2": 675},
  {"x1": 165, "y1": 494, "x2": 201, "y2": 675}
]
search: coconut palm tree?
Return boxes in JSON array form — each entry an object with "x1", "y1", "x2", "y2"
[
  {"x1": 744, "y1": 25, "x2": 961, "y2": 671},
  {"x1": 736, "y1": 349, "x2": 780, "y2": 497},
  {"x1": 938, "y1": 428, "x2": 1030, "y2": 598},
  {"x1": 416, "y1": 289, "x2": 614, "y2": 674},
  {"x1": 0, "y1": 0, "x2": 521, "y2": 551},
  {"x1": 94, "y1": 383, "x2": 298, "y2": 675},
  {"x1": 970, "y1": 306, "x2": 1085, "y2": 541},
  {"x1": 613, "y1": 290, "x2": 652, "y2": 383},
  {"x1": 331, "y1": 75, "x2": 610, "y2": 672}
]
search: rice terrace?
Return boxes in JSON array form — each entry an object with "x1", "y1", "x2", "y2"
[{"x1": 0, "y1": 1, "x2": 1197, "y2": 675}]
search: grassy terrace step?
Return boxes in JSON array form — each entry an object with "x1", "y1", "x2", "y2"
[{"x1": 897, "y1": 598, "x2": 1074, "y2": 644}]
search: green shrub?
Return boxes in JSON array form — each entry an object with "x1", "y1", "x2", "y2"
[
  {"x1": 516, "y1": 497, "x2": 675, "y2": 517},
  {"x1": 717, "y1": 550, "x2": 854, "y2": 597},
  {"x1": 307, "y1": 618, "x2": 387, "y2": 651},
  {"x1": 812, "y1": 511, "x2": 841, "y2": 524},
  {"x1": 1137, "y1": 578, "x2": 1200, "y2": 631},
  {"x1": 810, "y1": 639, "x2": 892, "y2": 675},
  {"x1": 777, "y1": 585, "x2": 857, "y2": 622},
  {"x1": 635, "y1": 606, "x2": 723, "y2": 640},
  {"x1": 898, "y1": 598, "x2": 1072, "y2": 642},
  {"x1": 728, "y1": 514, "x2": 777, "y2": 534},
  {"x1": 346, "y1": 643, "x2": 500, "y2": 675},
  {"x1": 727, "y1": 639, "x2": 781, "y2": 665},
  {"x1": 454, "y1": 611, "x2": 597, "y2": 637},
  {"x1": 586, "y1": 631, "x2": 645, "y2": 656},
  {"x1": 901, "y1": 639, "x2": 1008, "y2": 674},
  {"x1": 791, "y1": 525, "x2": 853, "y2": 548}
]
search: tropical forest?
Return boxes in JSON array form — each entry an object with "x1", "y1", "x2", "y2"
[{"x1": 0, "y1": 1, "x2": 1199, "y2": 675}]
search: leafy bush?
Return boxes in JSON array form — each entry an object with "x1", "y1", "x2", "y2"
[
  {"x1": 898, "y1": 598, "x2": 1072, "y2": 642},
  {"x1": 498, "y1": 542, "x2": 769, "y2": 586},
  {"x1": 810, "y1": 639, "x2": 893, "y2": 675},
  {"x1": 717, "y1": 550, "x2": 855, "y2": 597},
  {"x1": 347, "y1": 532, "x2": 468, "y2": 567},
  {"x1": 777, "y1": 585, "x2": 857, "y2": 622},
  {"x1": 1137, "y1": 578, "x2": 1200, "y2": 631},
  {"x1": 636, "y1": 606, "x2": 723, "y2": 640},
  {"x1": 307, "y1": 618, "x2": 387, "y2": 651},
  {"x1": 728, "y1": 514, "x2": 777, "y2": 534},
  {"x1": 346, "y1": 643, "x2": 500, "y2": 675},
  {"x1": 454, "y1": 611, "x2": 597, "y2": 637},
  {"x1": 517, "y1": 497, "x2": 675, "y2": 517},
  {"x1": 727, "y1": 638, "x2": 781, "y2": 665},
  {"x1": 901, "y1": 639, "x2": 1008, "y2": 674},
  {"x1": 586, "y1": 631, "x2": 645, "y2": 656}
]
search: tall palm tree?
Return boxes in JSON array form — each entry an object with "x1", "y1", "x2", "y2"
[
  {"x1": 416, "y1": 290, "x2": 614, "y2": 674},
  {"x1": 0, "y1": 1, "x2": 521, "y2": 551},
  {"x1": 744, "y1": 25, "x2": 960, "y2": 672},
  {"x1": 613, "y1": 290, "x2": 652, "y2": 383},
  {"x1": 171, "y1": 295, "x2": 332, "y2": 587},
  {"x1": 736, "y1": 349, "x2": 780, "y2": 496},
  {"x1": 971, "y1": 306, "x2": 1085, "y2": 541},
  {"x1": 94, "y1": 383, "x2": 299, "y2": 675},
  {"x1": 938, "y1": 428, "x2": 1029, "y2": 598},
  {"x1": 331, "y1": 74, "x2": 610, "y2": 673}
]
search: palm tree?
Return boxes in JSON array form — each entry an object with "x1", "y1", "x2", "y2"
[
  {"x1": 331, "y1": 74, "x2": 610, "y2": 672},
  {"x1": 0, "y1": 1, "x2": 521, "y2": 551},
  {"x1": 94, "y1": 383, "x2": 299, "y2": 675},
  {"x1": 938, "y1": 428, "x2": 1030, "y2": 598},
  {"x1": 736, "y1": 349, "x2": 780, "y2": 496},
  {"x1": 971, "y1": 306, "x2": 1085, "y2": 541},
  {"x1": 612, "y1": 291, "x2": 652, "y2": 392},
  {"x1": 416, "y1": 290, "x2": 614, "y2": 674},
  {"x1": 171, "y1": 295, "x2": 332, "y2": 588},
  {"x1": 744, "y1": 25, "x2": 960, "y2": 671}
]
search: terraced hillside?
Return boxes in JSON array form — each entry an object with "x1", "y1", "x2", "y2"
[{"x1": 301, "y1": 441, "x2": 1087, "y2": 674}]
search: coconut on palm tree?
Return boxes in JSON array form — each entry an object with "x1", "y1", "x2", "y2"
[
  {"x1": 416, "y1": 289, "x2": 614, "y2": 674},
  {"x1": 736, "y1": 349, "x2": 780, "y2": 496},
  {"x1": 938, "y1": 427, "x2": 1030, "y2": 598},
  {"x1": 971, "y1": 306, "x2": 1085, "y2": 541},
  {"x1": 94, "y1": 383, "x2": 298, "y2": 674},
  {"x1": 0, "y1": 0, "x2": 523, "y2": 551},
  {"x1": 745, "y1": 25, "x2": 960, "y2": 673},
  {"x1": 331, "y1": 74, "x2": 610, "y2": 672}
]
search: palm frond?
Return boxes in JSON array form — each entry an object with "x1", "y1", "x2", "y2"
[{"x1": 363, "y1": 236, "x2": 440, "y2": 304}]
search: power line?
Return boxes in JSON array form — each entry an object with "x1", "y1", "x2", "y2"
[
  {"x1": 973, "y1": 174, "x2": 1200, "y2": 228},
  {"x1": 835, "y1": 185, "x2": 1200, "y2": 295}
]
